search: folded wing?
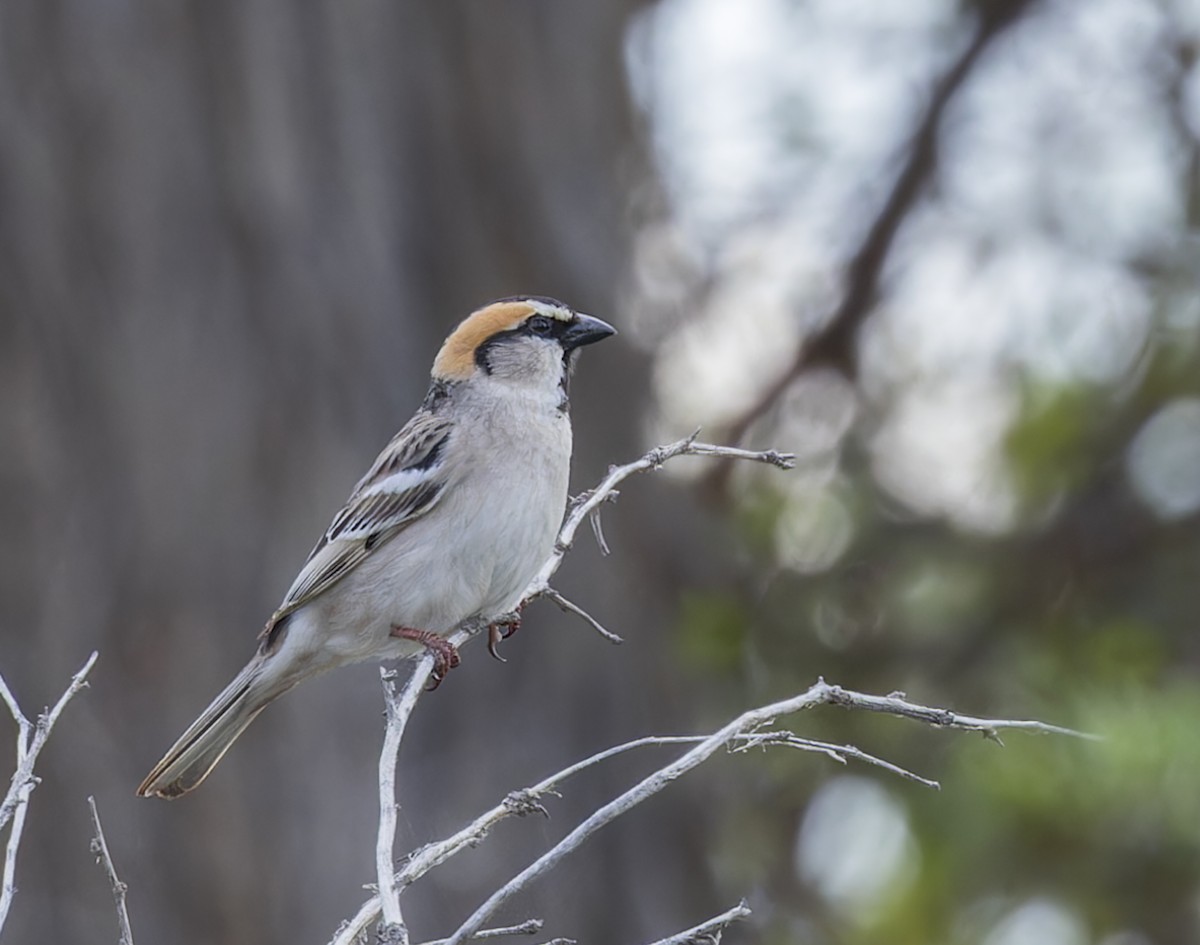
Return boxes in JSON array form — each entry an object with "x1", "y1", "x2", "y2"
[{"x1": 260, "y1": 411, "x2": 454, "y2": 640}]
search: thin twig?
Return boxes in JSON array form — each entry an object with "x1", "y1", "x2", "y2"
[
  {"x1": 439, "y1": 680, "x2": 1092, "y2": 944},
  {"x1": 0, "y1": 679, "x2": 29, "y2": 749},
  {"x1": 772, "y1": 735, "x2": 941, "y2": 790},
  {"x1": 87, "y1": 796, "x2": 135, "y2": 945},
  {"x1": 540, "y1": 587, "x2": 622, "y2": 645},
  {"x1": 0, "y1": 651, "x2": 98, "y2": 935},
  {"x1": 818, "y1": 682, "x2": 1100, "y2": 744},
  {"x1": 641, "y1": 900, "x2": 751, "y2": 945},
  {"x1": 524, "y1": 434, "x2": 795, "y2": 603},
  {"x1": 0, "y1": 652, "x2": 98, "y2": 831},
  {"x1": 729, "y1": 728, "x2": 942, "y2": 789},
  {"x1": 416, "y1": 918, "x2": 543, "y2": 945}
]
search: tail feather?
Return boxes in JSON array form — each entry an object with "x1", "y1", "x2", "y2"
[{"x1": 138, "y1": 658, "x2": 278, "y2": 799}]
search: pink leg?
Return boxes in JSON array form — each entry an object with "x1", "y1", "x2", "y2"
[{"x1": 390, "y1": 626, "x2": 460, "y2": 690}]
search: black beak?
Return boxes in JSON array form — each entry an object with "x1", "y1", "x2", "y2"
[{"x1": 562, "y1": 313, "x2": 616, "y2": 351}]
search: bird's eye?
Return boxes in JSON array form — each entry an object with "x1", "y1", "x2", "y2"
[{"x1": 527, "y1": 315, "x2": 554, "y2": 336}]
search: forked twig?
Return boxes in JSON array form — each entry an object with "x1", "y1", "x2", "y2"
[
  {"x1": 528, "y1": 433, "x2": 794, "y2": 602},
  {"x1": 334, "y1": 678, "x2": 1090, "y2": 945},
  {"x1": 438, "y1": 680, "x2": 1092, "y2": 944},
  {"x1": 0, "y1": 651, "x2": 98, "y2": 934}
]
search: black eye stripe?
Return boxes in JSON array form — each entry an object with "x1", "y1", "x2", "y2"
[{"x1": 473, "y1": 317, "x2": 568, "y2": 373}]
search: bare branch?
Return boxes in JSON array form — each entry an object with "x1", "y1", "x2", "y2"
[
  {"x1": 771, "y1": 735, "x2": 941, "y2": 790},
  {"x1": 540, "y1": 587, "x2": 623, "y2": 645},
  {"x1": 439, "y1": 680, "x2": 1092, "y2": 944},
  {"x1": 682, "y1": 443, "x2": 793, "y2": 469},
  {"x1": 0, "y1": 793, "x2": 29, "y2": 939},
  {"x1": 0, "y1": 675, "x2": 31, "y2": 937},
  {"x1": 0, "y1": 651, "x2": 98, "y2": 935},
  {"x1": 340, "y1": 438, "x2": 793, "y2": 944},
  {"x1": 398, "y1": 735, "x2": 782, "y2": 880},
  {"x1": 332, "y1": 439, "x2": 1088, "y2": 945},
  {"x1": 0, "y1": 679, "x2": 29, "y2": 746},
  {"x1": 416, "y1": 918, "x2": 543, "y2": 945},
  {"x1": 331, "y1": 734, "x2": 728, "y2": 945},
  {"x1": 87, "y1": 796, "x2": 135, "y2": 945},
  {"x1": 524, "y1": 434, "x2": 795, "y2": 603},
  {"x1": 0, "y1": 652, "x2": 98, "y2": 831},
  {"x1": 642, "y1": 900, "x2": 751, "y2": 945},
  {"x1": 336, "y1": 668, "x2": 1090, "y2": 945},
  {"x1": 818, "y1": 682, "x2": 1100, "y2": 744},
  {"x1": 376, "y1": 665, "x2": 428, "y2": 945}
]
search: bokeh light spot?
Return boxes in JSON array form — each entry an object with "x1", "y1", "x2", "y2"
[
  {"x1": 1127, "y1": 397, "x2": 1200, "y2": 520},
  {"x1": 795, "y1": 776, "x2": 916, "y2": 915},
  {"x1": 982, "y1": 898, "x2": 1088, "y2": 945}
]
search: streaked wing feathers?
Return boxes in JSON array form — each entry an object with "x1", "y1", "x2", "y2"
[{"x1": 262, "y1": 411, "x2": 453, "y2": 632}]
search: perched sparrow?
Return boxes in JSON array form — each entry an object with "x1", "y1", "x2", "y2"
[{"x1": 138, "y1": 297, "x2": 614, "y2": 799}]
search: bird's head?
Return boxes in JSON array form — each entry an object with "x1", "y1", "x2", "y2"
[{"x1": 432, "y1": 296, "x2": 615, "y2": 395}]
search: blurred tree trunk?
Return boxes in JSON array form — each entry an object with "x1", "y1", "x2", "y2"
[{"x1": 0, "y1": 2, "x2": 700, "y2": 942}]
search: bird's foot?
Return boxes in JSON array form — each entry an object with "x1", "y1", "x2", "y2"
[
  {"x1": 487, "y1": 608, "x2": 524, "y2": 662},
  {"x1": 390, "y1": 626, "x2": 460, "y2": 690}
]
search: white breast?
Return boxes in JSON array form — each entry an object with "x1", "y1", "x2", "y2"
[{"x1": 294, "y1": 382, "x2": 572, "y2": 665}]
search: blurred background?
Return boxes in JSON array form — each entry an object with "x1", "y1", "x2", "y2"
[{"x1": 1, "y1": 0, "x2": 1198, "y2": 942}]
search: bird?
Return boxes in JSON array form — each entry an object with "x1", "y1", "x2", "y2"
[{"x1": 137, "y1": 296, "x2": 615, "y2": 799}]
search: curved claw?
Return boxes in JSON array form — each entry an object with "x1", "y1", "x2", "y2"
[
  {"x1": 488, "y1": 623, "x2": 507, "y2": 663},
  {"x1": 486, "y1": 613, "x2": 522, "y2": 662}
]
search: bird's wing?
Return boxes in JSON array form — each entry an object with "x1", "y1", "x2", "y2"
[{"x1": 260, "y1": 410, "x2": 455, "y2": 638}]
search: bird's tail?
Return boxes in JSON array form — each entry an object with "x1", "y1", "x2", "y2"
[{"x1": 137, "y1": 656, "x2": 284, "y2": 799}]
